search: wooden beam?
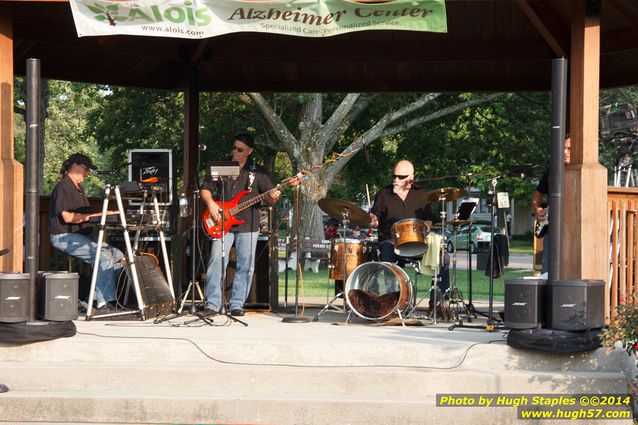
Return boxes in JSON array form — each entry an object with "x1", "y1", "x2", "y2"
[
  {"x1": 562, "y1": 0, "x2": 608, "y2": 285},
  {"x1": 0, "y1": 4, "x2": 24, "y2": 272},
  {"x1": 516, "y1": 0, "x2": 568, "y2": 57}
]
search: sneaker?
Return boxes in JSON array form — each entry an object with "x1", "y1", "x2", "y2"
[
  {"x1": 230, "y1": 308, "x2": 245, "y2": 317},
  {"x1": 95, "y1": 302, "x2": 118, "y2": 314},
  {"x1": 201, "y1": 307, "x2": 218, "y2": 317}
]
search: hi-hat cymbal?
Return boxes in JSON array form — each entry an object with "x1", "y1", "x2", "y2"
[
  {"x1": 422, "y1": 187, "x2": 467, "y2": 204},
  {"x1": 318, "y1": 198, "x2": 371, "y2": 226}
]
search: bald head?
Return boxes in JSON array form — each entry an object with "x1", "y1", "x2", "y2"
[
  {"x1": 393, "y1": 160, "x2": 414, "y2": 177},
  {"x1": 392, "y1": 160, "x2": 415, "y2": 193}
]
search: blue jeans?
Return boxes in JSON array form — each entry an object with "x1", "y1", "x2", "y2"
[
  {"x1": 205, "y1": 231, "x2": 259, "y2": 311},
  {"x1": 50, "y1": 232, "x2": 124, "y2": 306}
]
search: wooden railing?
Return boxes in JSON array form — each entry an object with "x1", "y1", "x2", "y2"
[{"x1": 607, "y1": 187, "x2": 638, "y2": 321}]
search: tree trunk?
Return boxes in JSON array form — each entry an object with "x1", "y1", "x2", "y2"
[{"x1": 298, "y1": 172, "x2": 329, "y2": 241}]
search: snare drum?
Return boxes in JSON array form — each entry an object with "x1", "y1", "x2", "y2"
[
  {"x1": 345, "y1": 262, "x2": 414, "y2": 320},
  {"x1": 391, "y1": 218, "x2": 428, "y2": 257},
  {"x1": 328, "y1": 238, "x2": 370, "y2": 281}
]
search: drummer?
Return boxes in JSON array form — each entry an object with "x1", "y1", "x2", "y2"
[{"x1": 369, "y1": 160, "x2": 434, "y2": 263}]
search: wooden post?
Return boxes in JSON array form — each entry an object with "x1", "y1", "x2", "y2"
[
  {"x1": 562, "y1": 0, "x2": 607, "y2": 282},
  {"x1": 0, "y1": 6, "x2": 24, "y2": 272}
]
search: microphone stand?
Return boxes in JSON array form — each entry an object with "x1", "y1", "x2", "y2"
[
  {"x1": 283, "y1": 183, "x2": 309, "y2": 323},
  {"x1": 465, "y1": 173, "x2": 477, "y2": 317},
  {"x1": 216, "y1": 175, "x2": 248, "y2": 327}
]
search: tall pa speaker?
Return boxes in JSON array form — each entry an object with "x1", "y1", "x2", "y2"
[
  {"x1": 37, "y1": 271, "x2": 78, "y2": 321},
  {"x1": 224, "y1": 235, "x2": 278, "y2": 310},
  {"x1": 0, "y1": 273, "x2": 29, "y2": 323},
  {"x1": 504, "y1": 279, "x2": 547, "y2": 329},
  {"x1": 128, "y1": 149, "x2": 174, "y2": 205},
  {"x1": 549, "y1": 280, "x2": 605, "y2": 331}
]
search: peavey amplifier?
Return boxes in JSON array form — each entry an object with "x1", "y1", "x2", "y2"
[{"x1": 128, "y1": 149, "x2": 174, "y2": 205}]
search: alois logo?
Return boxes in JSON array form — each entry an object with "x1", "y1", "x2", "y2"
[{"x1": 84, "y1": 0, "x2": 212, "y2": 27}]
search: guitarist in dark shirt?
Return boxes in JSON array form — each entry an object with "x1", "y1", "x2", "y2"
[
  {"x1": 531, "y1": 135, "x2": 571, "y2": 274},
  {"x1": 200, "y1": 134, "x2": 280, "y2": 317}
]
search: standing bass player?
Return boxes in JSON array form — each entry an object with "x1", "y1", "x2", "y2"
[{"x1": 201, "y1": 134, "x2": 281, "y2": 317}]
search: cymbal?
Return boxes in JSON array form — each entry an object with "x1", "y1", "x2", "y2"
[
  {"x1": 318, "y1": 198, "x2": 371, "y2": 226},
  {"x1": 422, "y1": 187, "x2": 467, "y2": 204}
]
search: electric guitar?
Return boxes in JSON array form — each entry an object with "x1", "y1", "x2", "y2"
[
  {"x1": 202, "y1": 174, "x2": 302, "y2": 239},
  {"x1": 534, "y1": 207, "x2": 548, "y2": 238}
]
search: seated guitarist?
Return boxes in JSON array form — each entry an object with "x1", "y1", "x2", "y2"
[
  {"x1": 201, "y1": 134, "x2": 280, "y2": 317},
  {"x1": 531, "y1": 134, "x2": 571, "y2": 274}
]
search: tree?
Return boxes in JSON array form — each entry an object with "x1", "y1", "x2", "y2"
[{"x1": 240, "y1": 92, "x2": 503, "y2": 240}]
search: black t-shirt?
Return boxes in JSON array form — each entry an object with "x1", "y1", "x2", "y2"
[
  {"x1": 536, "y1": 169, "x2": 549, "y2": 195},
  {"x1": 202, "y1": 160, "x2": 274, "y2": 233},
  {"x1": 49, "y1": 175, "x2": 93, "y2": 235},
  {"x1": 371, "y1": 185, "x2": 434, "y2": 242}
]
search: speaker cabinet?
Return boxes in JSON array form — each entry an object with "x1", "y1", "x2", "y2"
[
  {"x1": 504, "y1": 279, "x2": 547, "y2": 329},
  {"x1": 549, "y1": 280, "x2": 605, "y2": 331},
  {"x1": 0, "y1": 273, "x2": 29, "y2": 323},
  {"x1": 128, "y1": 149, "x2": 174, "y2": 205},
  {"x1": 37, "y1": 272, "x2": 78, "y2": 321},
  {"x1": 224, "y1": 236, "x2": 278, "y2": 310}
]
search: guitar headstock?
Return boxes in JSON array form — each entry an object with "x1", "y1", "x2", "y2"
[{"x1": 289, "y1": 172, "x2": 308, "y2": 188}]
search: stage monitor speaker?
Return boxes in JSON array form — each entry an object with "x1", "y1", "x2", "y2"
[
  {"x1": 0, "y1": 273, "x2": 29, "y2": 323},
  {"x1": 504, "y1": 279, "x2": 547, "y2": 329},
  {"x1": 128, "y1": 149, "x2": 174, "y2": 205},
  {"x1": 549, "y1": 280, "x2": 605, "y2": 331},
  {"x1": 224, "y1": 236, "x2": 278, "y2": 310},
  {"x1": 37, "y1": 271, "x2": 79, "y2": 321}
]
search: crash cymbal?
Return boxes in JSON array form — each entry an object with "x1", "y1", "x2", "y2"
[
  {"x1": 318, "y1": 198, "x2": 371, "y2": 226},
  {"x1": 422, "y1": 187, "x2": 467, "y2": 204}
]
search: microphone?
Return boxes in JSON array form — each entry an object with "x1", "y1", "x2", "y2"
[
  {"x1": 199, "y1": 144, "x2": 207, "y2": 151},
  {"x1": 0, "y1": 248, "x2": 9, "y2": 257}
]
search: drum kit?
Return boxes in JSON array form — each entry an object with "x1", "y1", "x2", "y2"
[{"x1": 312, "y1": 186, "x2": 472, "y2": 325}]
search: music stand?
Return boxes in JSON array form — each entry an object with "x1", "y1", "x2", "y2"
[{"x1": 206, "y1": 161, "x2": 248, "y2": 327}]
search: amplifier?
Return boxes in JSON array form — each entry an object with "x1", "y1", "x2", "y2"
[{"x1": 128, "y1": 149, "x2": 174, "y2": 205}]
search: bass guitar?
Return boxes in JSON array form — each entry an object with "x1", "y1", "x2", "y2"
[{"x1": 202, "y1": 174, "x2": 301, "y2": 239}]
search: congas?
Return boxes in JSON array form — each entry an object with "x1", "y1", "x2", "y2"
[
  {"x1": 329, "y1": 238, "x2": 370, "y2": 281},
  {"x1": 391, "y1": 219, "x2": 428, "y2": 257},
  {"x1": 345, "y1": 262, "x2": 414, "y2": 320}
]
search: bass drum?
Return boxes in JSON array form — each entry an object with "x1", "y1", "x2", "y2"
[{"x1": 345, "y1": 262, "x2": 414, "y2": 321}]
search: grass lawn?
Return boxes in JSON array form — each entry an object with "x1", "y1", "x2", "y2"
[
  {"x1": 279, "y1": 264, "x2": 534, "y2": 302},
  {"x1": 509, "y1": 238, "x2": 533, "y2": 255}
]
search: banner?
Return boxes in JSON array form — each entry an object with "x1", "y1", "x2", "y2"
[{"x1": 68, "y1": 0, "x2": 447, "y2": 39}]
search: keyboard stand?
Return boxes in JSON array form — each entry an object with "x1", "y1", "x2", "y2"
[{"x1": 86, "y1": 184, "x2": 145, "y2": 320}]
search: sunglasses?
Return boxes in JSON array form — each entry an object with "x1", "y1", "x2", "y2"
[
  {"x1": 392, "y1": 174, "x2": 409, "y2": 180},
  {"x1": 232, "y1": 146, "x2": 247, "y2": 153}
]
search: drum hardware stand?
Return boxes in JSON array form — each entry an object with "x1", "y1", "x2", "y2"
[
  {"x1": 402, "y1": 260, "x2": 422, "y2": 319},
  {"x1": 464, "y1": 173, "x2": 478, "y2": 318},
  {"x1": 312, "y1": 208, "x2": 350, "y2": 322},
  {"x1": 445, "y1": 223, "x2": 472, "y2": 326},
  {"x1": 283, "y1": 183, "x2": 310, "y2": 323},
  {"x1": 86, "y1": 184, "x2": 144, "y2": 320}
]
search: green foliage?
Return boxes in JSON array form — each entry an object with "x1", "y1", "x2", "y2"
[{"x1": 601, "y1": 301, "x2": 638, "y2": 357}]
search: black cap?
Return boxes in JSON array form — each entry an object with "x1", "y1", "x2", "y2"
[{"x1": 66, "y1": 153, "x2": 96, "y2": 170}]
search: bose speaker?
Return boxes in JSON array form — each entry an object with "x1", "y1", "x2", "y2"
[
  {"x1": 549, "y1": 280, "x2": 605, "y2": 331},
  {"x1": 0, "y1": 273, "x2": 30, "y2": 323},
  {"x1": 37, "y1": 271, "x2": 79, "y2": 321},
  {"x1": 128, "y1": 149, "x2": 174, "y2": 205},
  {"x1": 504, "y1": 279, "x2": 547, "y2": 329}
]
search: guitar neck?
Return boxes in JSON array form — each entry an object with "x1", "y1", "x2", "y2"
[{"x1": 228, "y1": 178, "x2": 294, "y2": 215}]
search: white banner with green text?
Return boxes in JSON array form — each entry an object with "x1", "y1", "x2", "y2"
[{"x1": 69, "y1": 0, "x2": 447, "y2": 39}]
